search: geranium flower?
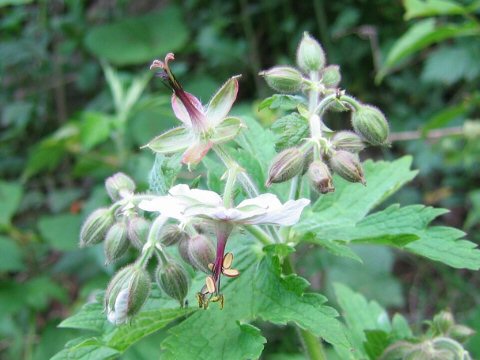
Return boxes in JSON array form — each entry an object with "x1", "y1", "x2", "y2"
[
  {"x1": 139, "y1": 185, "x2": 310, "y2": 308},
  {"x1": 143, "y1": 53, "x2": 245, "y2": 166}
]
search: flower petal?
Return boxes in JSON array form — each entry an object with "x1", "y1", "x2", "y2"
[
  {"x1": 138, "y1": 196, "x2": 187, "y2": 221},
  {"x1": 242, "y1": 198, "x2": 310, "y2": 226},
  {"x1": 206, "y1": 76, "x2": 239, "y2": 127},
  {"x1": 172, "y1": 92, "x2": 205, "y2": 127},
  {"x1": 181, "y1": 140, "x2": 213, "y2": 165},
  {"x1": 169, "y1": 184, "x2": 223, "y2": 207},
  {"x1": 142, "y1": 126, "x2": 193, "y2": 154},
  {"x1": 210, "y1": 117, "x2": 245, "y2": 145},
  {"x1": 237, "y1": 193, "x2": 282, "y2": 210}
]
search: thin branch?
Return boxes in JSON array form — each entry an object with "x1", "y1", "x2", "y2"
[{"x1": 389, "y1": 126, "x2": 464, "y2": 142}]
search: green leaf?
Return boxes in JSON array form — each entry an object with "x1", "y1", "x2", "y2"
[
  {"x1": 80, "y1": 112, "x2": 113, "y2": 150},
  {"x1": 38, "y1": 213, "x2": 82, "y2": 251},
  {"x1": 58, "y1": 301, "x2": 107, "y2": 333},
  {"x1": 0, "y1": 181, "x2": 23, "y2": 226},
  {"x1": 404, "y1": 0, "x2": 469, "y2": 20},
  {"x1": 364, "y1": 330, "x2": 390, "y2": 360},
  {"x1": 270, "y1": 113, "x2": 309, "y2": 152},
  {"x1": 51, "y1": 338, "x2": 119, "y2": 360},
  {"x1": 85, "y1": 6, "x2": 188, "y2": 66},
  {"x1": 377, "y1": 19, "x2": 480, "y2": 81},
  {"x1": 0, "y1": 0, "x2": 33, "y2": 6},
  {"x1": 258, "y1": 94, "x2": 306, "y2": 111},
  {"x1": 305, "y1": 236, "x2": 363, "y2": 263},
  {"x1": 148, "y1": 153, "x2": 182, "y2": 195},
  {"x1": 0, "y1": 236, "x2": 24, "y2": 272}
]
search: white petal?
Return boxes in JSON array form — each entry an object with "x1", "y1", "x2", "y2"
[
  {"x1": 138, "y1": 196, "x2": 187, "y2": 221},
  {"x1": 169, "y1": 184, "x2": 223, "y2": 206},
  {"x1": 237, "y1": 193, "x2": 282, "y2": 210},
  {"x1": 242, "y1": 198, "x2": 310, "y2": 226},
  {"x1": 107, "y1": 288, "x2": 129, "y2": 325}
]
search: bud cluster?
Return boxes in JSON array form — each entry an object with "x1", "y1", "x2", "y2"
[{"x1": 261, "y1": 32, "x2": 390, "y2": 193}]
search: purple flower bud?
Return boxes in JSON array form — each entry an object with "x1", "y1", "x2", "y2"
[
  {"x1": 266, "y1": 147, "x2": 305, "y2": 186},
  {"x1": 160, "y1": 224, "x2": 189, "y2": 246},
  {"x1": 308, "y1": 161, "x2": 334, "y2": 194},
  {"x1": 178, "y1": 234, "x2": 215, "y2": 273},
  {"x1": 329, "y1": 150, "x2": 366, "y2": 185}
]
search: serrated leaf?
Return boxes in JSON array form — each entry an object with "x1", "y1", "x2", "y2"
[
  {"x1": 364, "y1": 330, "x2": 390, "y2": 360},
  {"x1": 0, "y1": 181, "x2": 23, "y2": 226},
  {"x1": 51, "y1": 338, "x2": 119, "y2": 360},
  {"x1": 377, "y1": 19, "x2": 480, "y2": 81},
  {"x1": 258, "y1": 94, "x2": 306, "y2": 111},
  {"x1": 271, "y1": 113, "x2": 309, "y2": 152}
]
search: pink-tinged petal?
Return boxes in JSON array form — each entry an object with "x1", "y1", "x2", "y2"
[
  {"x1": 181, "y1": 140, "x2": 213, "y2": 166},
  {"x1": 242, "y1": 198, "x2": 310, "y2": 226},
  {"x1": 171, "y1": 94, "x2": 192, "y2": 127},
  {"x1": 206, "y1": 76, "x2": 240, "y2": 127}
]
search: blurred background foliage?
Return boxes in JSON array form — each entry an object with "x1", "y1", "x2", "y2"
[{"x1": 1, "y1": 0, "x2": 480, "y2": 358}]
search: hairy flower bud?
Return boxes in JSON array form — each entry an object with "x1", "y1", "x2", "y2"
[
  {"x1": 266, "y1": 147, "x2": 305, "y2": 186},
  {"x1": 260, "y1": 66, "x2": 303, "y2": 93},
  {"x1": 331, "y1": 131, "x2": 365, "y2": 153},
  {"x1": 80, "y1": 208, "x2": 114, "y2": 247},
  {"x1": 155, "y1": 261, "x2": 189, "y2": 306},
  {"x1": 104, "y1": 222, "x2": 129, "y2": 264},
  {"x1": 178, "y1": 235, "x2": 215, "y2": 273},
  {"x1": 352, "y1": 105, "x2": 389, "y2": 146},
  {"x1": 296, "y1": 32, "x2": 326, "y2": 72},
  {"x1": 321, "y1": 65, "x2": 341, "y2": 88},
  {"x1": 105, "y1": 264, "x2": 151, "y2": 325},
  {"x1": 448, "y1": 325, "x2": 475, "y2": 343},
  {"x1": 127, "y1": 217, "x2": 151, "y2": 249},
  {"x1": 433, "y1": 311, "x2": 455, "y2": 334},
  {"x1": 308, "y1": 161, "x2": 334, "y2": 194},
  {"x1": 160, "y1": 224, "x2": 189, "y2": 246},
  {"x1": 105, "y1": 172, "x2": 136, "y2": 201},
  {"x1": 329, "y1": 150, "x2": 366, "y2": 185}
]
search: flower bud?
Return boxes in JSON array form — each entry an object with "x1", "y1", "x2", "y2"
[
  {"x1": 105, "y1": 264, "x2": 151, "y2": 325},
  {"x1": 266, "y1": 148, "x2": 305, "y2": 186},
  {"x1": 296, "y1": 32, "x2": 326, "y2": 72},
  {"x1": 178, "y1": 235, "x2": 215, "y2": 273},
  {"x1": 160, "y1": 224, "x2": 189, "y2": 246},
  {"x1": 127, "y1": 217, "x2": 151, "y2": 249},
  {"x1": 321, "y1": 65, "x2": 341, "y2": 88},
  {"x1": 448, "y1": 325, "x2": 475, "y2": 343},
  {"x1": 155, "y1": 261, "x2": 190, "y2": 306},
  {"x1": 260, "y1": 66, "x2": 303, "y2": 93},
  {"x1": 308, "y1": 161, "x2": 334, "y2": 194},
  {"x1": 329, "y1": 150, "x2": 366, "y2": 185},
  {"x1": 432, "y1": 311, "x2": 455, "y2": 334},
  {"x1": 331, "y1": 131, "x2": 365, "y2": 153},
  {"x1": 80, "y1": 208, "x2": 114, "y2": 247},
  {"x1": 104, "y1": 222, "x2": 129, "y2": 264},
  {"x1": 352, "y1": 105, "x2": 389, "y2": 146},
  {"x1": 105, "y1": 172, "x2": 136, "y2": 201}
]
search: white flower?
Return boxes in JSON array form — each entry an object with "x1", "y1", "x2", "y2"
[
  {"x1": 139, "y1": 185, "x2": 310, "y2": 226},
  {"x1": 107, "y1": 288, "x2": 129, "y2": 325}
]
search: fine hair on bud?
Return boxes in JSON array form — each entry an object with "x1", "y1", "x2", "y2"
[
  {"x1": 351, "y1": 105, "x2": 390, "y2": 146},
  {"x1": 331, "y1": 131, "x2": 365, "y2": 153},
  {"x1": 308, "y1": 161, "x2": 334, "y2": 194},
  {"x1": 260, "y1": 66, "x2": 303, "y2": 93},
  {"x1": 296, "y1": 32, "x2": 326, "y2": 72},
  {"x1": 266, "y1": 147, "x2": 305, "y2": 186},
  {"x1": 105, "y1": 264, "x2": 151, "y2": 325},
  {"x1": 104, "y1": 221, "x2": 130, "y2": 264},
  {"x1": 321, "y1": 65, "x2": 341, "y2": 88},
  {"x1": 105, "y1": 172, "x2": 136, "y2": 201},
  {"x1": 80, "y1": 208, "x2": 114, "y2": 247},
  {"x1": 178, "y1": 234, "x2": 215, "y2": 273},
  {"x1": 127, "y1": 216, "x2": 151, "y2": 249},
  {"x1": 329, "y1": 150, "x2": 366, "y2": 185},
  {"x1": 155, "y1": 261, "x2": 190, "y2": 306},
  {"x1": 160, "y1": 224, "x2": 189, "y2": 246}
]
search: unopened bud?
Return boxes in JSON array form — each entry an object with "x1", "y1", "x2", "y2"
[
  {"x1": 80, "y1": 208, "x2": 114, "y2": 247},
  {"x1": 156, "y1": 261, "x2": 190, "y2": 306},
  {"x1": 296, "y1": 32, "x2": 326, "y2": 72},
  {"x1": 160, "y1": 224, "x2": 189, "y2": 246},
  {"x1": 105, "y1": 172, "x2": 136, "y2": 201},
  {"x1": 127, "y1": 217, "x2": 151, "y2": 249},
  {"x1": 266, "y1": 148, "x2": 305, "y2": 186},
  {"x1": 105, "y1": 264, "x2": 151, "y2": 325},
  {"x1": 380, "y1": 342, "x2": 415, "y2": 360},
  {"x1": 433, "y1": 311, "x2": 455, "y2": 334},
  {"x1": 448, "y1": 325, "x2": 475, "y2": 343},
  {"x1": 104, "y1": 222, "x2": 129, "y2": 264},
  {"x1": 329, "y1": 150, "x2": 366, "y2": 185},
  {"x1": 321, "y1": 65, "x2": 341, "y2": 88},
  {"x1": 331, "y1": 131, "x2": 365, "y2": 153},
  {"x1": 179, "y1": 235, "x2": 215, "y2": 273},
  {"x1": 308, "y1": 161, "x2": 334, "y2": 194},
  {"x1": 352, "y1": 105, "x2": 389, "y2": 146},
  {"x1": 260, "y1": 66, "x2": 303, "y2": 93}
]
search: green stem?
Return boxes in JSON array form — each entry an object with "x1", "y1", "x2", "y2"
[
  {"x1": 313, "y1": 93, "x2": 361, "y2": 117},
  {"x1": 283, "y1": 257, "x2": 327, "y2": 360},
  {"x1": 244, "y1": 225, "x2": 274, "y2": 246},
  {"x1": 137, "y1": 215, "x2": 168, "y2": 268},
  {"x1": 223, "y1": 165, "x2": 240, "y2": 208}
]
